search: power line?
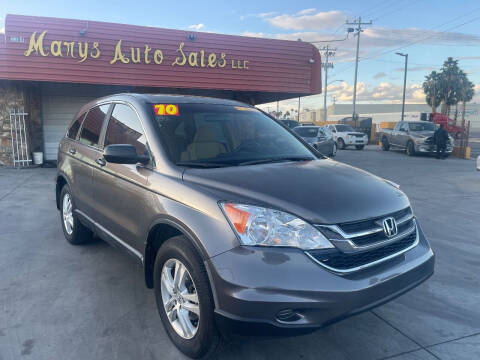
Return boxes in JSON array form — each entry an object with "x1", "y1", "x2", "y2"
[
  {"x1": 360, "y1": 14, "x2": 480, "y2": 62},
  {"x1": 362, "y1": 0, "x2": 400, "y2": 19},
  {"x1": 371, "y1": 0, "x2": 425, "y2": 22}
]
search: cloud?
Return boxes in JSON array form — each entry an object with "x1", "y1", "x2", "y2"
[
  {"x1": 252, "y1": 26, "x2": 480, "y2": 65},
  {"x1": 265, "y1": 10, "x2": 345, "y2": 30},
  {"x1": 374, "y1": 72, "x2": 387, "y2": 79},
  {"x1": 327, "y1": 81, "x2": 425, "y2": 103},
  {"x1": 458, "y1": 56, "x2": 480, "y2": 61},
  {"x1": 188, "y1": 23, "x2": 205, "y2": 31},
  {"x1": 0, "y1": 26, "x2": 4, "y2": 34},
  {"x1": 241, "y1": 31, "x2": 266, "y2": 38},
  {"x1": 297, "y1": 8, "x2": 316, "y2": 15},
  {"x1": 258, "y1": 12, "x2": 277, "y2": 18}
]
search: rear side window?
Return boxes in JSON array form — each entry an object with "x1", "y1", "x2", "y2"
[
  {"x1": 67, "y1": 111, "x2": 85, "y2": 139},
  {"x1": 294, "y1": 127, "x2": 318, "y2": 137},
  {"x1": 79, "y1": 105, "x2": 110, "y2": 148},
  {"x1": 104, "y1": 104, "x2": 147, "y2": 156}
]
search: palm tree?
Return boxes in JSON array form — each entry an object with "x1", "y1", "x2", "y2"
[
  {"x1": 456, "y1": 71, "x2": 475, "y2": 128},
  {"x1": 423, "y1": 71, "x2": 442, "y2": 113},
  {"x1": 439, "y1": 57, "x2": 461, "y2": 116}
]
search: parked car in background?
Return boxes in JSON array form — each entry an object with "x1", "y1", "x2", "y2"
[
  {"x1": 422, "y1": 112, "x2": 466, "y2": 139},
  {"x1": 379, "y1": 121, "x2": 453, "y2": 156},
  {"x1": 56, "y1": 94, "x2": 434, "y2": 359},
  {"x1": 293, "y1": 125, "x2": 336, "y2": 157},
  {"x1": 327, "y1": 124, "x2": 369, "y2": 150},
  {"x1": 280, "y1": 119, "x2": 300, "y2": 129}
]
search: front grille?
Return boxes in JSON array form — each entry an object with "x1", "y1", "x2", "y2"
[
  {"x1": 339, "y1": 207, "x2": 411, "y2": 234},
  {"x1": 308, "y1": 230, "x2": 417, "y2": 271},
  {"x1": 348, "y1": 133, "x2": 365, "y2": 138},
  {"x1": 352, "y1": 218, "x2": 414, "y2": 246},
  {"x1": 312, "y1": 207, "x2": 417, "y2": 273}
]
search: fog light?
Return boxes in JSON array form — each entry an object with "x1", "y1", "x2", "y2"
[{"x1": 276, "y1": 309, "x2": 302, "y2": 322}]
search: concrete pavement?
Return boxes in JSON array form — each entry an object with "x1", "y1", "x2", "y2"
[{"x1": 0, "y1": 146, "x2": 479, "y2": 360}]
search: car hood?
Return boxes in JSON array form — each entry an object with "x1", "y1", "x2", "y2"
[
  {"x1": 182, "y1": 159, "x2": 410, "y2": 224},
  {"x1": 410, "y1": 130, "x2": 434, "y2": 138}
]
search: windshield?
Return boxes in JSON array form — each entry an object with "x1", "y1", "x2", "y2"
[
  {"x1": 336, "y1": 125, "x2": 355, "y2": 132},
  {"x1": 408, "y1": 122, "x2": 437, "y2": 131},
  {"x1": 152, "y1": 103, "x2": 315, "y2": 166},
  {"x1": 293, "y1": 127, "x2": 319, "y2": 138}
]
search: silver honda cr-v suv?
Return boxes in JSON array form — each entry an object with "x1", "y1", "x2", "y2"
[{"x1": 56, "y1": 93, "x2": 434, "y2": 358}]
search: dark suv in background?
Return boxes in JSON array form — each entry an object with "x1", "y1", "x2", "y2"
[{"x1": 56, "y1": 94, "x2": 434, "y2": 358}]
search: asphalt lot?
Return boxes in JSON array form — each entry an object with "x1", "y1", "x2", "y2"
[
  {"x1": 468, "y1": 130, "x2": 480, "y2": 159},
  {"x1": 0, "y1": 146, "x2": 479, "y2": 360}
]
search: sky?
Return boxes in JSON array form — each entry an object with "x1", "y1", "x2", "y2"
[{"x1": 1, "y1": 0, "x2": 479, "y2": 113}]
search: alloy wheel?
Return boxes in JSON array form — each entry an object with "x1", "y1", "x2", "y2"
[
  {"x1": 62, "y1": 193, "x2": 74, "y2": 235},
  {"x1": 161, "y1": 258, "x2": 200, "y2": 339}
]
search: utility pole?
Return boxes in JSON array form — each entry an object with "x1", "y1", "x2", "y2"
[
  {"x1": 321, "y1": 45, "x2": 336, "y2": 122},
  {"x1": 297, "y1": 97, "x2": 301, "y2": 122},
  {"x1": 346, "y1": 17, "x2": 372, "y2": 126},
  {"x1": 396, "y1": 52, "x2": 408, "y2": 121},
  {"x1": 276, "y1": 101, "x2": 279, "y2": 118}
]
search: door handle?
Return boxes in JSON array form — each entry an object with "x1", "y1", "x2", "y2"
[
  {"x1": 96, "y1": 158, "x2": 106, "y2": 166},
  {"x1": 68, "y1": 148, "x2": 76, "y2": 155}
]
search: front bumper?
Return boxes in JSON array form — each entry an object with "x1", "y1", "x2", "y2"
[
  {"x1": 345, "y1": 137, "x2": 369, "y2": 145},
  {"x1": 207, "y1": 223, "x2": 434, "y2": 331},
  {"x1": 415, "y1": 143, "x2": 453, "y2": 153}
]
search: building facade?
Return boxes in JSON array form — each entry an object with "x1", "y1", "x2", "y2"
[{"x1": 0, "y1": 14, "x2": 322, "y2": 165}]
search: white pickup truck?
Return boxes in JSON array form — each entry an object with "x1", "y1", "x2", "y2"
[{"x1": 327, "y1": 124, "x2": 369, "y2": 150}]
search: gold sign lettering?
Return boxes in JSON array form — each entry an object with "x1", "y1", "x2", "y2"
[
  {"x1": 172, "y1": 42, "x2": 187, "y2": 66},
  {"x1": 50, "y1": 40, "x2": 63, "y2": 57},
  {"x1": 110, "y1": 40, "x2": 129, "y2": 64},
  {"x1": 153, "y1": 49, "x2": 163, "y2": 64},
  {"x1": 90, "y1": 42, "x2": 101, "y2": 58},
  {"x1": 23, "y1": 30, "x2": 249, "y2": 71},
  {"x1": 78, "y1": 42, "x2": 88, "y2": 63},
  {"x1": 24, "y1": 31, "x2": 49, "y2": 56},
  {"x1": 144, "y1": 45, "x2": 152, "y2": 64}
]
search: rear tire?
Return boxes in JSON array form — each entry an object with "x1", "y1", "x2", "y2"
[
  {"x1": 331, "y1": 143, "x2": 337, "y2": 157},
  {"x1": 154, "y1": 235, "x2": 220, "y2": 359},
  {"x1": 381, "y1": 137, "x2": 390, "y2": 151},
  {"x1": 355, "y1": 145, "x2": 364, "y2": 150},
  {"x1": 337, "y1": 138, "x2": 345, "y2": 150},
  {"x1": 406, "y1": 141, "x2": 416, "y2": 156},
  {"x1": 60, "y1": 184, "x2": 93, "y2": 245}
]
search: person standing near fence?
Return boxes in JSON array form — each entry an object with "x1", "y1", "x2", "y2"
[{"x1": 433, "y1": 124, "x2": 449, "y2": 159}]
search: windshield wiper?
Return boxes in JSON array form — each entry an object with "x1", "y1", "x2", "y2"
[
  {"x1": 176, "y1": 161, "x2": 231, "y2": 168},
  {"x1": 238, "y1": 156, "x2": 315, "y2": 166}
]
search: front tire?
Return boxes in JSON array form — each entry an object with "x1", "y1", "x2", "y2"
[
  {"x1": 406, "y1": 141, "x2": 416, "y2": 156},
  {"x1": 331, "y1": 142, "x2": 337, "y2": 157},
  {"x1": 60, "y1": 185, "x2": 93, "y2": 245},
  {"x1": 337, "y1": 138, "x2": 346, "y2": 150},
  {"x1": 154, "y1": 236, "x2": 220, "y2": 359},
  {"x1": 382, "y1": 137, "x2": 390, "y2": 151}
]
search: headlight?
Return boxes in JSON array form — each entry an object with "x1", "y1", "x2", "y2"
[
  {"x1": 220, "y1": 203, "x2": 334, "y2": 250},
  {"x1": 413, "y1": 137, "x2": 425, "y2": 144}
]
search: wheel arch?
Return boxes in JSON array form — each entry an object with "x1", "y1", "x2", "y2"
[
  {"x1": 144, "y1": 216, "x2": 209, "y2": 289},
  {"x1": 55, "y1": 174, "x2": 71, "y2": 210}
]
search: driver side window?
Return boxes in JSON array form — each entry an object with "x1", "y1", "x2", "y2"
[{"x1": 104, "y1": 104, "x2": 148, "y2": 158}]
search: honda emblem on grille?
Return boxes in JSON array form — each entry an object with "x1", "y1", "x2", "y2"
[{"x1": 382, "y1": 217, "x2": 398, "y2": 237}]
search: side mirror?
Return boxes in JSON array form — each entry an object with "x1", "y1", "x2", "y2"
[{"x1": 103, "y1": 144, "x2": 149, "y2": 165}]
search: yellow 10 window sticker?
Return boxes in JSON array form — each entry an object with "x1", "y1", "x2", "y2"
[{"x1": 153, "y1": 104, "x2": 180, "y2": 116}]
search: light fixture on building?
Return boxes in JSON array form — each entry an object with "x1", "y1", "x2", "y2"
[
  {"x1": 79, "y1": 22, "x2": 89, "y2": 36},
  {"x1": 187, "y1": 33, "x2": 197, "y2": 41}
]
